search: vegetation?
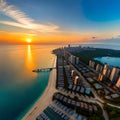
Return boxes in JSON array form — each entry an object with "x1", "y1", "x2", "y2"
[
  {"x1": 72, "y1": 48, "x2": 120, "y2": 65},
  {"x1": 104, "y1": 104, "x2": 120, "y2": 120},
  {"x1": 105, "y1": 97, "x2": 120, "y2": 106},
  {"x1": 89, "y1": 114, "x2": 104, "y2": 120}
]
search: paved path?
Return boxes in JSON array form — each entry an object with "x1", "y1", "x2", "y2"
[
  {"x1": 107, "y1": 103, "x2": 120, "y2": 109},
  {"x1": 70, "y1": 64, "x2": 109, "y2": 120}
]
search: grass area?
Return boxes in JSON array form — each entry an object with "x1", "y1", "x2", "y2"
[
  {"x1": 111, "y1": 98, "x2": 120, "y2": 105},
  {"x1": 105, "y1": 97, "x2": 120, "y2": 106},
  {"x1": 72, "y1": 48, "x2": 120, "y2": 65},
  {"x1": 104, "y1": 104, "x2": 120, "y2": 120}
]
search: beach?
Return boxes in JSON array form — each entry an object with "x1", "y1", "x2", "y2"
[{"x1": 22, "y1": 56, "x2": 57, "y2": 120}]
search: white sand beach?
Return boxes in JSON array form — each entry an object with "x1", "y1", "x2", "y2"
[{"x1": 23, "y1": 57, "x2": 57, "y2": 120}]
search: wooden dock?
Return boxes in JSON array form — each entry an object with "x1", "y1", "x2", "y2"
[{"x1": 32, "y1": 67, "x2": 56, "y2": 72}]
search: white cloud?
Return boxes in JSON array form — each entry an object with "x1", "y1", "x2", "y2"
[{"x1": 0, "y1": 0, "x2": 59, "y2": 33}]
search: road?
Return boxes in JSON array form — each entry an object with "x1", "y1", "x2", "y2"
[
  {"x1": 70, "y1": 64, "x2": 109, "y2": 120},
  {"x1": 107, "y1": 103, "x2": 120, "y2": 109}
]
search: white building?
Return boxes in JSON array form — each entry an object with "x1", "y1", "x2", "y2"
[
  {"x1": 74, "y1": 76, "x2": 79, "y2": 85},
  {"x1": 71, "y1": 70, "x2": 75, "y2": 77},
  {"x1": 69, "y1": 55, "x2": 76, "y2": 64},
  {"x1": 89, "y1": 60, "x2": 95, "y2": 69}
]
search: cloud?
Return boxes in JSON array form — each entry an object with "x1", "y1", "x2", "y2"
[
  {"x1": 0, "y1": 0, "x2": 59, "y2": 33},
  {"x1": 0, "y1": 30, "x2": 36, "y2": 36}
]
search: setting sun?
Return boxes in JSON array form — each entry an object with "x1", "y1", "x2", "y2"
[{"x1": 27, "y1": 38, "x2": 31, "y2": 44}]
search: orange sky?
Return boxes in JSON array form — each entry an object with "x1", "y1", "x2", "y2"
[
  {"x1": 0, "y1": 0, "x2": 120, "y2": 45},
  {"x1": 0, "y1": 31, "x2": 116, "y2": 45}
]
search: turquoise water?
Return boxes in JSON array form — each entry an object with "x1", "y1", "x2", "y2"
[
  {"x1": 0, "y1": 45, "x2": 56, "y2": 120},
  {"x1": 1, "y1": 44, "x2": 120, "y2": 120},
  {"x1": 94, "y1": 57, "x2": 120, "y2": 67}
]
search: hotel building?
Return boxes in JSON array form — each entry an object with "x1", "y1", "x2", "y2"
[
  {"x1": 69, "y1": 55, "x2": 76, "y2": 64},
  {"x1": 69, "y1": 55, "x2": 79, "y2": 65},
  {"x1": 102, "y1": 64, "x2": 108, "y2": 76},
  {"x1": 109, "y1": 67, "x2": 120, "y2": 84},
  {"x1": 89, "y1": 60, "x2": 95, "y2": 69},
  {"x1": 102, "y1": 64, "x2": 112, "y2": 78},
  {"x1": 116, "y1": 76, "x2": 120, "y2": 88},
  {"x1": 76, "y1": 57, "x2": 79, "y2": 64},
  {"x1": 96, "y1": 64, "x2": 103, "y2": 73},
  {"x1": 98, "y1": 73, "x2": 103, "y2": 81},
  {"x1": 74, "y1": 76, "x2": 79, "y2": 85}
]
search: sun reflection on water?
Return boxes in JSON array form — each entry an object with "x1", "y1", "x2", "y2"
[{"x1": 26, "y1": 45, "x2": 35, "y2": 70}]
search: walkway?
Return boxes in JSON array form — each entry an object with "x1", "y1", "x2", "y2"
[{"x1": 70, "y1": 64, "x2": 109, "y2": 120}]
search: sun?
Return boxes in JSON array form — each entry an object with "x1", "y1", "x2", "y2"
[{"x1": 27, "y1": 38, "x2": 31, "y2": 44}]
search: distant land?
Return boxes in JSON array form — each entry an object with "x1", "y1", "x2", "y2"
[{"x1": 70, "y1": 47, "x2": 120, "y2": 65}]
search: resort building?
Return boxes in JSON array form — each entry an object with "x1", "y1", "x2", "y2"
[
  {"x1": 102, "y1": 64, "x2": 108, "y2": 76},
  {"x1": 71, "y1": 70, "x2": 75, "y2": 77},
  {"x1": 69, "y1": 55, "x2": 80, "y2": 65},
  {"x1": 109, "y1": 67, "x2": 120, "y2": 84},
  {"x1": 89, "y1": 60, "x2": 95, "y2": 69},
  {"x1": 98, "y1": 73, "x2": 104, "y2": 81},
  {"x1": 74, "y1": 76, "x2": 79, "y2": 85},
  {"x1": 106, "y1": 68, "x2": 112, "y2": 78},
  {"x1": 102, "y1": 64, "x2": 112, "y2": 78},
  {"x1": 76, "y1": 57, "x2": 79, "y2": 64},
  {"x1": 96, "y1": 64, "x2": 103, "y2": 73},
  {"x1": 69, "y1": 55, "x2": 76, "y2": 64},
  {"x1": 116, "y1": 76, "x2": 120, "y2": 88}
]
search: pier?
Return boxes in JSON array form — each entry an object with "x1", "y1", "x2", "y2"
[{"x1": 32, "y1": 67, "x2": 56, "y2": 72}]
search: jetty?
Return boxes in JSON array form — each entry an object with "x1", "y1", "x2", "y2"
[{"x1": 32, "y1": 67, "x2": 56, "y2": 72}]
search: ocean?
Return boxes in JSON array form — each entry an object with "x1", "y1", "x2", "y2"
[
  {"x1": 0, "y1": 45, "x2": 57, "y2": 120},
  {"x1": 0, "y1": 43, "x2": 120, "y2": 120}
]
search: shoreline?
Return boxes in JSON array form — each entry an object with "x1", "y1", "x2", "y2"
[
  {"x1": 72, "y1": 47, "x2": 120, "y2": 65},
  {"x1": 22, "y1": 56, "x2": 57, "y2": 120}
]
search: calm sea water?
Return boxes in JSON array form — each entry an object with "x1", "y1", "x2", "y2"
[
  {"x1": 0, "y1": 45, "x2": 57, "y2": 120},
  {"x1": 82, "y1": 43, "x2": 120, "y2": 50},
  {"x1": 94, "y1": 57, "x2": 120, "y2": 67},
  {"x1": 0, "y1": 44, "x2": 120, "y2": 120}
]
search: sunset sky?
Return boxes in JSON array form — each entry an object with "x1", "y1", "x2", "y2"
[{"x1": 0, "y1": 0, "x2": 120, "y2": 44}]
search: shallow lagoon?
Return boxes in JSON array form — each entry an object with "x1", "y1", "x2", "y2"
[{"x1": 94, "y1": 57, "x2": 120, "y2": 67}]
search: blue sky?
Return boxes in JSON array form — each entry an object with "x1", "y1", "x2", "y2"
[
  {"x1": 81, "y1": 0, "x2": 120, "y2": 21},
  {"x1": 0, "y1": 0, "x2": 120, "y2": 44}
]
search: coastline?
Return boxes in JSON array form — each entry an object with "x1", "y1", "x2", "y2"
[
  {"x1": 22, "y1": 56, "x2": 57, "y2": 120},
  {"x1": 72, "y1": 48, "x2": 120, "y2": 65}
]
